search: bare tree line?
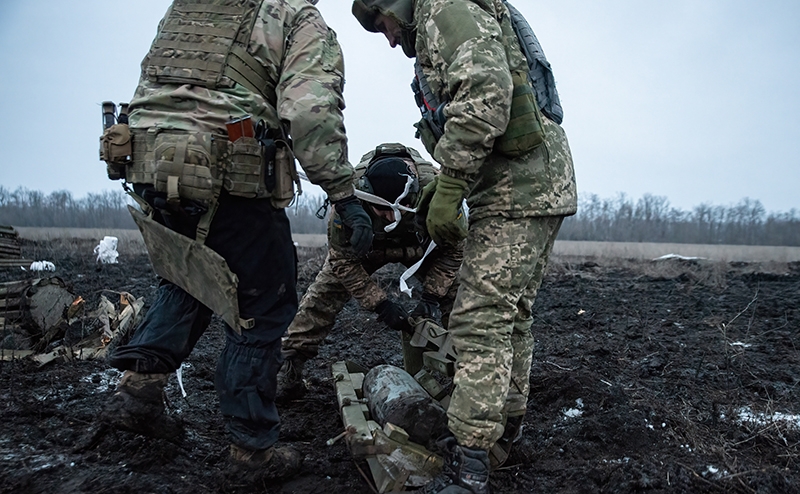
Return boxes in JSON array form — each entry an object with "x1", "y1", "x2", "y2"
[
  {"x1": 558, "y1": 193, "x2": 800, "y2": 246},
  {"x1": 2, "y1": 187, "x2": 798, "y2": 245},
  {"x1": 0, "y1": 186, "x2": 328, "y2": 234}
]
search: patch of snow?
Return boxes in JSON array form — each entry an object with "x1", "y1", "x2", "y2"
[
  {"x1": 736, "y1": 407, "x2": 800, "y2": 430},
  {"x1": 563, "y1": 398, "x2": 584, "y2": 419},
  {"x1": 653, "y1": 254, "x2": 706, "y2": 261},
  {"x1": 29, "y1": 260, "x2": 56, "y2": 272}
]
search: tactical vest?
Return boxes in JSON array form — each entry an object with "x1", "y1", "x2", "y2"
[
  {"x1": 503, "y1": 0, "x2": 563, "y2": 124},
  {"x1": 411, "y1": 0, "x2": 561, "y2": 156},
  {"x1": 143, "y1": 0, "x2": 276, "y2": 103}
]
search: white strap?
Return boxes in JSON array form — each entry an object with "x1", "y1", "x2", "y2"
[{"x1": 400, "y1": 240, "x2": 437, "y2": 298}]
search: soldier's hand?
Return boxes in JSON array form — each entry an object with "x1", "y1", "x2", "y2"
[
  {"x1": 376, "y1": 299, "x2": 413, "y2": 333},
  {"x1": 426, "y1": 174, "x2": 468, "y2": 246},
  {"x1": 334, "y1": 195, "x2": 374, "y2": 256},
  {"x1": 410, "y1": 292, "x2": 442, "y2": 324}
]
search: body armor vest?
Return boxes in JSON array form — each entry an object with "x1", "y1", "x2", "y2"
[
  {"x1": 143, "y1": 0, "x2": 276, "y2": 103},
  {"x1": 504, "y1": 1, "x2": 563, "y2": 124},
  {"x1": 411, "y1": 0, "x2": 562, "y2": 149}
]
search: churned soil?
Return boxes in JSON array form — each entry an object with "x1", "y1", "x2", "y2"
[{"x1": 1, "y1": 238, "x2": 799, "y2": 494}]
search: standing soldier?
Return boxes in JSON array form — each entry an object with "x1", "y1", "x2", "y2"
[
  {"x1": 98, "y1": 0, "x2": 372, "y2": 480},
  {"x1": 278, "y1": 143, "x2": 464, "y2": 400},
  {"x1": 351, "y1": 0, "x2": 578, "y2": 492}
]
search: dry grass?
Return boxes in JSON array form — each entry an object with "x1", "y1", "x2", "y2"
[
  {"x1": 13, "y1": 228, "x2": 800, "y2": 266},
  {"x1": 554, "y1": 240, "x2": 800, "y2": 262}
]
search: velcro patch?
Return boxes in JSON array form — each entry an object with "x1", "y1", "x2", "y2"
[{"x1": 432, "y1": 3, "x2": 482, "y2": 62}]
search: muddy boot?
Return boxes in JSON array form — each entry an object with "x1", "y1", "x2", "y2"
[
  {"x1": 229, "y1": 443, "x2": 302, "y2": 480},
  {"x1": 276, "y1": 354, "x2": 307, "y2": 402},
  {"x1": 489, "y1": 414, "x2": 524, "y2": 470},
  {"x1": 101, "y1": 370, "x2": 183, "y2": 441},
  {"x1": 415, "y1": 437, "x2": 491, "y2": 494}
]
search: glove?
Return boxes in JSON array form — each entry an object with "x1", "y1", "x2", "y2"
[
  {"x1": 334, "y1": 195, "x2": 374, "y2": 257},
  {"x1": 410, "y1": 292, "x2": 442, "y2": 324},
  {"x1": 376, "y1": 299, "x2": 413, "y2": 333},
  {"x1": 426, "y1": 174, "x2": 469, "y2": 246}
]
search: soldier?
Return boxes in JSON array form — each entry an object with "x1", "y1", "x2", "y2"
[
  {"x1": 98, "y1": 0, "x2": 373, "y2": 480},
  {"x1": 352, "y1": 0, "x2": 578, "y2": 492},
  {"x1": 278, "y1": 143, "x2": 464, "y2": 400}
]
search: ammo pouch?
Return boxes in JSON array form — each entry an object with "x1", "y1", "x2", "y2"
[
  {"x1": 153, "y1": 134, "x2": 215, "y2": 208},
  {"x1": 225, "y1": 136, "x2": 267, "y2": 198},
  {"x1": 99, "y1": 124, "x2": 132, "y2": 180},
  {"x1": 414, "y1": 118, "x2": 440, "y2": 158},
  {"x1": 494, "y1": 71, "x2": 545, "y2": 158},
  {"x1": 226, "y1": 135, "x2": 298, "y2": 208}
]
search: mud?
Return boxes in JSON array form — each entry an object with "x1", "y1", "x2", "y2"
[{"x1": 1, "y1": 239, "x2": 799, "y2": 493}]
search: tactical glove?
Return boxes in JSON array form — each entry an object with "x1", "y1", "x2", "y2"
[
  {"x1": 410, "y1": 292, "x2": 443, "y2": 324},
  {"x1": 334, "y1": 195, "x2": 374, "y2": 257},
  {"x1": 376, "y1": 299, "x2": 413, "y2": 333},
  {"x1": 426, "y1": 174, "x2": 469, "y2": 246}
]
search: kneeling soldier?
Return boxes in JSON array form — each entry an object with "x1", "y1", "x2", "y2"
[{"x1": 277, "y1": 143, "x2": 464, "y2": 401}]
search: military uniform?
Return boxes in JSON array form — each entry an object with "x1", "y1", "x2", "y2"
[
  {"x1": 283, "y1": 144, "x2": 464, "y2": 364},
  {"x1": 106, "y1": 0, "x2": 363, "y2": 460},
  {"x1": 353, "y1": 0, "x2": 577, "y2": 489}
]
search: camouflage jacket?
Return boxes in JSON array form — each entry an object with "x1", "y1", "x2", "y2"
[
  {"x1": 414, "y1": 0, "x2": 577, "y2": 219},
  {"x1": 128, "y1": 0, "x2": 354, "y2": 202},
  {"x1": 327, "y1": 148, "x2": 463, "y2": 310}
]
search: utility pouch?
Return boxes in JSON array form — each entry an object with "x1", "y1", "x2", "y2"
[
  {"x1": 153, "y1": 134, "x2": 214, "y2": 207},
  {"x1": 99, "y1": 124, "x2": 132, "y2": 180},
  {"x1": 414, "y1": 118, "x2": 439, "y2": 157},
  {"x1": 494, "y1": 71, "x2": 545, "y2": 158},
  {"x1": 270, "y1": 144, "x2": 298, "y2": 209},
  {"x1": 225, "y1": 136, "x2": 271, "y2": 198}
]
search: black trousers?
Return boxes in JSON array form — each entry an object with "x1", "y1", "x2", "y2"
[{"x1": 110, "y1": 190, "x2": 298, "y2": 450}]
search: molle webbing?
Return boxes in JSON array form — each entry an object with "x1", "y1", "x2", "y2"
[
  {"x1": 145, "y1": 0, "x2": 276, "y2": 102},
  {"x1": 504, "y1": 0, "x2": 563, "y2": 124}
]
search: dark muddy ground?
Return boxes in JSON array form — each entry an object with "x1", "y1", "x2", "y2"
[{"x1": 1, "y1": 238, "x2": 799, "y2": 494}]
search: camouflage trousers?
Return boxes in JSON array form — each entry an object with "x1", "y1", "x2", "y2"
[
  {"x1": 283, "y1": 255, "x2": 456, "y2": 361},
  {"x1": 446, "y1": 215, "x2": 563, "y2": 451}
]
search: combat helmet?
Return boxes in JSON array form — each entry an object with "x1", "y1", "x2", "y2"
[{"x1": 352, "y1": 0, "x2": 417, "y2": 57}]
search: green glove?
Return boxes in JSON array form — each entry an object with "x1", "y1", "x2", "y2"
[{"x1": 426, "y1": 174, "x2": 468, "y2": 245}]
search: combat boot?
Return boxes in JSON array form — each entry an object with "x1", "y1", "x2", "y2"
[
  {"x1": 415, "y1": 437, "x2": 491, "y2": 494},
  {"x1": 489, "y1": 414, "x2": 524, "y2": 470},
  {"x1": 101, "y1": 370, "x2": 183, "y2": 441},
  {"x1": 229, "y1": 443, "x2": 302, "y2": 480},
  {"x1": 276, "y1": 354, "x2": 307, "y2": 402}
]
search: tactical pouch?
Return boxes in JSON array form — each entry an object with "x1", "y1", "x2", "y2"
[
  {"x1": 153, "y1": 135, "x2": 214, "y2": 207},
  {"x1": 225, "y1": 137, "x2": 266, "y2": 198},
  {"x1": 494, "y1": 71, "x2": 545, "y2": 158},
  {"x1": 414, "y1": 118, "x2": 439, "y2": 157},
  {"x1": 270, "y1": 144, "x2": 298, "y2": 209},
  {"x1": 99, "y1": 124, "x2": 132, "y2": 180}
]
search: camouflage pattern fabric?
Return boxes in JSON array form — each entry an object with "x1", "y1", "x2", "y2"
[
  {"x1": 412, "y1": 0, "x2": 577, "y2": 220},
  {"x1": 447, "y1": 215, "x2": 562, "y2": 451},
  {"x1": 129, "y1": 0, "x2": 355, "y2": 202},
  {"x1": 283, "y1": 243, "x2": 461, "y2": 359}
]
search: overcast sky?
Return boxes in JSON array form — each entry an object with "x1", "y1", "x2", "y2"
[{"x1": 0, "y1": 1, "x2": 798, "y2": 213}]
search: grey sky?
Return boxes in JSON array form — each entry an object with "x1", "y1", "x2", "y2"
[{"x1": 0, "y1": 1, "x2": 797, "y2": 212}]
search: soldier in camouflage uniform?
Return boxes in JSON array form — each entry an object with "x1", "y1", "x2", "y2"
[
  {"x1": 277, "y1": 143, "x2": 464, "y2": 400},
  {"x1": 100, "y1": 0, "x2": 373, "y2": 479},
  {"x1": 352, "y1": 0, "x2": 578, "y2": 492}
]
